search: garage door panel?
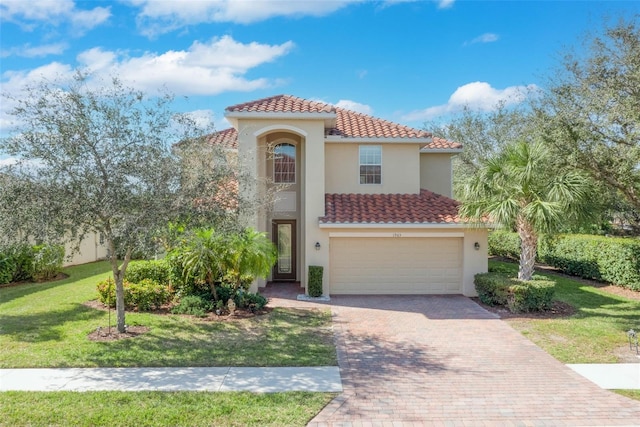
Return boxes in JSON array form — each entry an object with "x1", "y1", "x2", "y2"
[{"x1": 330, "y1": 237, "x2": 462, "y2": 294}]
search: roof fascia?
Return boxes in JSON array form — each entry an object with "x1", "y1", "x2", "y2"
[{"x1": 420, "y1": 148, "x2": 464, "y2": 153}]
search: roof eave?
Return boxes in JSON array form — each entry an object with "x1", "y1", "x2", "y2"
[
  {"x1": 420, "y1": 147, "x2": 463, "y2": 153},
  {"x1": 225, "y1": 111, "x2": 337, "y2": 120}
]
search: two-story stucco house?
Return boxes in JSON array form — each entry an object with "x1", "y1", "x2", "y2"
[{"x1": 212, "y1": 94, "x2": 487, "y2": 297}]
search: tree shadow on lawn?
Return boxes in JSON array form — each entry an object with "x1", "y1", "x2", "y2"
[
  {"x1": 82, "y1": 310, "x2": 337, "y2": 368},
  {"x1": 0, "y1": 303, "x2": 105, "y2": 342}
]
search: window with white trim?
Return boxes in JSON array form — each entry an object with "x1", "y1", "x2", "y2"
[
  {"x1": 359, "y1": 145, "x2": 381, "y2": 184},
  {"x1": 273, "y1": 143, "x2": 296, "y2": 183}
]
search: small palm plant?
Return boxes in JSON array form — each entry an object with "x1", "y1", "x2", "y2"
[
  {"x1": 221, "y1": 228, "x2": 277, "y2": 292},
  {"x1": 179, "y1": 228, "x2": 224, "y2": 301},
  {"x1": 459, "y1": 140, "x2": 592, "y2": 281}
]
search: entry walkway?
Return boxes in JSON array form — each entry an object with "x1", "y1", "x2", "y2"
[{"x1": 0, "y1": 366, "x2": 342, "y2": 392}]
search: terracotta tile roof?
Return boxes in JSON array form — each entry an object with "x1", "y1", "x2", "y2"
[
  {"x1": 320, "y1": 189, "x2": 461, "y2": 224},
  {"x1": 424, "y1": 136, "x2": 462, "y2": 150},
  {"x1": 226, "y1": 94, "x2": 335, "y2": 114},
  {"x1": 330, "y1": 109, "x2": 431, "y2": 139},
  {"x1": 205, "y1": 127, "x2": 238, "y2": 149}
]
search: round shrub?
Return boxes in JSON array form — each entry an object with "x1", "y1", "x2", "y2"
[
  {"x1": 171, "y1": 295, "x2": 212, "y2": 317},
  {"x1": 124, "y1": 260, "x2": 171, "y2": 284}
]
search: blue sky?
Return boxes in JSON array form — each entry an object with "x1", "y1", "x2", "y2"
[{"x1": 1, "y1": 0, "x2": 639, "y2": 142}]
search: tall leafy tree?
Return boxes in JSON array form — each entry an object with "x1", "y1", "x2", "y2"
[
  {"x1": 537, "y1": 17, "x2": 640, "y2": 212},
  {"x1": 425, "y1": 103, "x2": 536, "y2": 198},
  {"x1": 0, "y1": 72, "x2": 233, "y2": 332},
  {"x1": 459, "y1": 141, "x2": 592, "y2": 281}
]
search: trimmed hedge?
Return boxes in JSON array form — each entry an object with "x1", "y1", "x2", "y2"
[
  {"x1": 96, "y1": 277, "x2": 173, "y2": 311},
  {"x1": 475, "y1": 272, "x2": 555, "y2": 313},
  {"x1": 32, "y1": 244, "x2": 64, "y2": 281},
  {"x1": 124, "y1": 259, "x2": 171, "y2": 284},
  {"x1": 308, "y1": 266, "x2": 323, "y2": 297},
  {"x1": 488, "y1": 231, "x2": 640, "y2": 291}
]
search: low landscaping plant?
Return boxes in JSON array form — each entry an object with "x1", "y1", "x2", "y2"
[
  {"x1": 475, "y1": 272, "x2": 555, "y2": 312},
  {"x1": 0, "y1": 243, "x2": 64, "y2": 284},
  {"x1": 124, "y1": 259, "x2": 171, "y2": 285},
  {"x1": 171, "y1": 294, "x2": 212, "y2": 317},
  {"x1": 308, "y1": 265, "x2": 323, "y2": 297},
  {"x1": 96, "y1": 277, "x2": 172, "y2": 311},
  {"x1": 31, "y1": 244, "x2": 64, "y2": 282}
]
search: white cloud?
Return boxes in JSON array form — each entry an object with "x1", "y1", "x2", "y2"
[
  {"x1": 0, "y1": 156, "x2": 19, "y2": 167},
  {"x1": 182, "y1": 109, "x2": 215, "y2": 129},
  {"x1": 335, "y1": 100, "x2": 373, "y2": 115},
  {"x1": 437, "y1": 0, "x2": 455, "y2": 9},
  {"x1": 0, "y1": 0, "x2": 110, "y2": 34},
  {"x1": 402, "y1": 81, "x2": 538, "y2": 121},
  {"x1": 1, "y1": 42, "x2": 68, "y2": 58},
  {"x1": 72, "y1": 36, "x2": 293, "y2": 95},
  {"x1": 0, "y1": 37, "x2": 293, "y2": 130},
  {"x1": 465, "y1": 33, "x2": 499, "y2": 46},
  {"x1": 128, "y1": 0, "x2": 361, "y2": 37}
]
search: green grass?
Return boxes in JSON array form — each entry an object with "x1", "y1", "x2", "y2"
[
  {"x1": 0, "y1": 262, "x2": 336, "y2": 368},
  {"x1": 615, "y1": 390, "x2": 640, "y2": 402},
  {"x1": 489, "y1": 260, "x2": 640, "y2": 363},
  {"x1": 0, "y1": 391, "x2": 336, "y2": 426}
]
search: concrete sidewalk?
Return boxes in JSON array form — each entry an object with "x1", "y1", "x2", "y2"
[
  {"x1": 569, "y1": 363, "x2": 640, "y2": 389},
  {"x1": 0, "y1": 367, "x2": 342, "y2": 393}
]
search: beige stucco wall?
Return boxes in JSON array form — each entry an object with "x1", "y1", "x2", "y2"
[
  {"x1": 235, "y1": 118, "x2": 327, "y2": 291},
  {"x1": 461, "y1": 228, "x2": 488, "y2": 296},
  {"x1": 64, "y1": 232, "x2": 109, "y2": 267},
  {"x1": 325, "y1": 143, "x2": 421, "y2": 194},
  {"x1": 420, "y1": 153, "x2": 453, "y2": 197}
]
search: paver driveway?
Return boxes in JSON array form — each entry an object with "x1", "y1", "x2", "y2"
[{"x1": 306, "y1": 295, "x2": 640, "y2": 426}]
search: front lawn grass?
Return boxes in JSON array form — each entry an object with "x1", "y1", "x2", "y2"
[
  {"x1": 0, "y1": 261, "x2": 336, "y2": 368},
  {"x1": 0, "y1": 391, "x2": 336, "y2": 426},
  {"x1": 489, "y1": 260, "x2": 640, "y2": 364}
]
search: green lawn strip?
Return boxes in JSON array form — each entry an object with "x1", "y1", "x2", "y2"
[
  {"x1": 0, "y1": 262, "x2": 337, "y2": 368},
  {"x1": 614, "y1": 390, "x2": 640, "y2": 402},
  {"x1": 489, "y1": 260, "x2": 640, "y2": 363},
  {"x1": 0, "y1": 391, "x2": 336, "y2": 427}
]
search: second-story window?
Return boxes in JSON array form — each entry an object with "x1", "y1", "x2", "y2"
[
  {"x1": 359, "y1": 145, "x2": 381, "y2": 184},
  {"x1": 274, "y1": 143, "x2": 296, "y2": 183}
]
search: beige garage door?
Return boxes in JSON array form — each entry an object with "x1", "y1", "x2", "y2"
[{"x1": 330, "y1": 237, "x2": 462, "y2": 294}]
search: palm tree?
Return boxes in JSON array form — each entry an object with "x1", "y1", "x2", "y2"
[
  {"x1": 221, "y1": 228, "x2": 277, "y2": 291},
  {"x1": 179, "y1": 228, "x2": 224, "y2": 300},
  {"x1": 459, "y1": 140, "x2": 591, "y2": 281}
]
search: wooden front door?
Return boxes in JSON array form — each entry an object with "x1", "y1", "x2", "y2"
[{"x1": 272, "y1": 220, "x2": 296, "y2": 281}]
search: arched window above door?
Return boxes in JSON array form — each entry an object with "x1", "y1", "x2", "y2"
[{"x1": 273, "y1": 143, "x2": 296, "y2": 183}]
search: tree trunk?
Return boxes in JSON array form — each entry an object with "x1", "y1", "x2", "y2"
[
  {"x1": 517, "y1": 218, "x2": 538, "y2": 281},
  {"x1": 107, "y1": 238, "x2": 131, "y2": 333}
]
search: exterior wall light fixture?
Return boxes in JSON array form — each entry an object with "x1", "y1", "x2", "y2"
[
  {"x1": 315, "y1": 242, "x2": 321, "y2": 251},
  {"x1": 474, "y1": 242, "x2": 480, "y2": 251}
]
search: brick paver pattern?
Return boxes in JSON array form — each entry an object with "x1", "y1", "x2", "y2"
[{"x1": 294, "y1": 294, "x2": 640, "y2": 427}]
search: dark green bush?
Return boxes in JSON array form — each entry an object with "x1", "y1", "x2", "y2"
[
  {"x1": 10, "y1": 244, "x2": 35, "y2": 282},
  {"x1": 234, "y1": 289, "x2": 268, "y2": 311},
  {"x1": 31, "y1": 244, "x2": 64, "y2": 282},
  {"x1": 475, "y1": 272, "x2": 555, "y2": 313},
  {"x1": 171, "y1": 295, "x2": 212, "y2": 317},
  {"x1": 0, "y1": 256, "x2": 14, "y2": 284},
  {"x1": 0, "y1": 243, "x2": 34, "y2": 284},
  {"x1": 308, "y1": 265, "x2": 323, "y2": 297},
  {"x1": 127, "y1": 278, "x2": 172, "y2": 311},
  {"x1": 124, "y1": 259, "x2": 171, "y2": 284},
  {"x1": 165, "y1": 250, "x2": 203, "y2": 297},
  {"x1": 487, "y1": 230, "x2": 521, "y2": 260},
  {"x1": 96, "y1": 277, "x2": 172, "y2": 311}
]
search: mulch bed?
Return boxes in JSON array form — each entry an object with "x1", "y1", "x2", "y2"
[{"x1": 87, "y1": 325, "x2": 150, "y2": 342}]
